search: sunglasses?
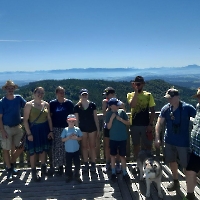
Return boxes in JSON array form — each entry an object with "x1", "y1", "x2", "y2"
[
  {"x1": 68, "y1": 120, "x2": 76, "y2": 123},
  {"x1": 135, "y1": 83, "x2": 142, "y2": 86}
]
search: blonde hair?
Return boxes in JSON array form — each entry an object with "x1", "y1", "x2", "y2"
[{"x1": 33, "y1": 87, "x2": 44, "y2": 94}]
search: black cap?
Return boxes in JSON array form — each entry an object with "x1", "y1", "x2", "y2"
[
  {"x1": 102, "y1": 87, "x2": 115, "y2": 95},
  {"x1": 79, "y1": 89, "x2": 88, "y2": 95},
  {"x1": 164, "y1": 88, "x2": 179, "y2": 98},
  {"x1": 132, "y1": 76, "x2": 145, "y2": 83}
]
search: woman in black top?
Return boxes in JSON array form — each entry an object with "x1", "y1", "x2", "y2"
[
  {"x1": 49, "y1": 86, "x2": 74, "y2": 175},
  {"x1": 74, "y1": 89, "x2": 100, "y2": 172}
]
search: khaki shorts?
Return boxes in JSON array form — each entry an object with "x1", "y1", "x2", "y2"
[{"x1": 0, "y1": 125, "x2": 23, "y2": 150}]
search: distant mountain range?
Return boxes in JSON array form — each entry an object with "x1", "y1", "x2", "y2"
[{"x1": 0, "y1": 64, "x2": 200, "y2": 89}]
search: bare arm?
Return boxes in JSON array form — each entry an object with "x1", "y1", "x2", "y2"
[
  {"x1": 107, "y1": 113, "x2": 116, "y2": 129},
  {"x1": 0, "y1": 114, "x2": 7, "y2": 139},
  {"x1": 116, "y1": 115, "x2": 130, "y2": 126},
  {"x1": 75, "y1": 113, "x2": 79, "y2": 127},
  {"x1": 154, "y1": 116, "x2": 165, "y2": 148},
  {"x1": 93, "y1": 109, "x2": 100, "y2": 133},
  {"x1": 102, "y1": 100, "x2": 107, "y2": 116},
  {"x1": 23, "y1": 102, "x2": 32, "y2": 135},
  {"x1": 46, "y1": 102, "x2": 53, "y2": 139}
]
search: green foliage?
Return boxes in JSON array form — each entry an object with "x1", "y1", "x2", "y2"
[{"x1": 0, "y1": 79, "x2": 197, "y2": 112}]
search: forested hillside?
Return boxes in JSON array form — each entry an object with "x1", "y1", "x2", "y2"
[{"x1": 0, "y1": 79, "x2": 198, "y2": 112}]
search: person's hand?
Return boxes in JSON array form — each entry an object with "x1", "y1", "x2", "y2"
[
  {"x1": 48, "y1": 132, "x2": 54, "y2": 140},
  {"x1": 2, "y1": 130, "x2": 8, "y2": 139},
  {"x1": 146, "y1": 125, "x2": 153, "y2": 133},
  {"x1": 116, "y1": 115, "x2": 122, "y2": 122},
  {"x1": 27, "y1": 135, "x2": 33, "y2": 141},
  {"x1": 132, "y1": 82, "x2": 139, "y2": 93},
  {"x1": 71, "y1": 135, "x2": 78, "y2": 140},
  {"x1": 111, "y1": 113, "x2": 116, "y2": 120},
  {"x1": 97, "y1": 130, "x2": 100, "y2": 138}
]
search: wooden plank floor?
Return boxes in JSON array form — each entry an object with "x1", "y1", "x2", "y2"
[{"x1": 0, "y1": 163, "x2": 200, "y2": 200}]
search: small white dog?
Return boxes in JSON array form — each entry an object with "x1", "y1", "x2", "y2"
[{"x1": 137, "y1": 150, "x2": 163, "y2": 199}]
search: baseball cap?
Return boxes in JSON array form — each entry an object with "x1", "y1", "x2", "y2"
[
  {"x1": 67, "y1": 114, "x2": 76, "y2": 120},
  {"x1": 79, "y1": 89, "x2": 88, "y2": 95},
  {"x1": 102, "y1": 87, "x2": 115, "y2": 95},
  {"x1": 164, "y1": 88, "x2": 179, "y2": 98},
  {"x1": 108, "y1": 98, "x2": 122, "y2": 106}
]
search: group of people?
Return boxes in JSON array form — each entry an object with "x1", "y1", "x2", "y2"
[{"x1": 0, "y1": 76, "x2": 199, "y2": 200}]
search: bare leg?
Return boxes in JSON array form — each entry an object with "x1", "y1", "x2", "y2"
[
  {"x1": 88, "y1": 131, "x2": 97, "y2": 162},
  {"x1": 30, "y1": 154, "x2": 36, "y2": 168},
  {"x1": 186, "y1": 170, "x2": 197, "y2": 193},
  {"x1": 120, "y1": 156, "x2": 126, "y2": 170},
  {"x1": 10, "y1": 148, "x2": 24, "y2": 164},
  {"x1": 81, "y1": 132, "x2": 89, "y2": 162},
  {"x1": 110, "y1": 155, "x2": 116, "y2": 170},
  {"x1": 133, "y1": 145, "x2": 140, "y2": 160},
  {"x1": 3, "y1": 149, "x2": 11, "y2": 168},
  {"x1": 104, "y1": 137, "x2": 110, "y2": 162},
  {"x1": 39, "y1": 152, "x2": 46, "y2": 165},
  {"x1": 169, "y1": 162, "x2": 178, "y2": 179}
]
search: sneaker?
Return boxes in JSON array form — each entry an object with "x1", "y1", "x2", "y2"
[
  {"x1": 65, "y1": 176, "x2": 72, "y2": 183},
  {"x1": 123, "y1": 174, "x2": 131, "y2": 183},
  {"x1": 82, "y1": 164, "x2": 89, "y2": 172},
  {"x1": 115, "y1": 164, "x2": 121, "y2": 174},
  {"x1": 31, "y1": 169, "x2": 41, "y2": 182},
  {"x1": 167, "y1": 181, "x2": 180, "y2": 191},
  {"x1": 7, "y1": 168, "x2": 13, "y2": 181},
  {"x1": 11, "y1": 163, "x2": 18, "y2": 175},
  {"x1": 110, "y1": 173, "x2": 117, "y2": 182},
  {"x1": 90, "y1": 163, "x2": 96, "y2": 173}
]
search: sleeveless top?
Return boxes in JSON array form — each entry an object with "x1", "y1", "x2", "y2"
[{"x1": 29, "y1": 106, "x2": 48, "y2": 124}]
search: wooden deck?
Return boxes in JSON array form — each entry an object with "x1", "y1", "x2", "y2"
[{"x1": 1, "y1": 163, "x2": 200, "y2": 200}]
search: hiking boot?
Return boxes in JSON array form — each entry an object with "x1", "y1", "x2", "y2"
[
  {"x1": 31, "y1": 168, "x2": 41, "y2": 182},
  {"x1": 183, "y1": 193, "x2": 196, "y2": 200},
  {"x1": 82, "y1": 163, "x2": 89, "y2": 172},
  {"x1": 116, "y1": 163, "x2": 121, "y2": 174},
  {"x1": 110, "y1": 173, "x2": 117, "y2": 182},
  {"x1": 90, "y1": 163, "x2": 96, "y2": 173},
  {"x1": 65, "y1": 176, "x2": 72, "y2": 183},
  {"x1": 7, "y1": 168, "x2": 13, "y2": 181},
  {"x1": 167, "y1": 181, "x2": 180, "y2": 191}
]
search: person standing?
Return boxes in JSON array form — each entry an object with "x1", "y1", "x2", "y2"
[
  {"x1": 74, "y1": 89, "x2": 100, "y2": 173},
  {"x1": 23, "y1": 87, "x2": 53, "y2": 182},
  {"x1": 127, "y1": 76, "x2": 155, "y2": 161},
  {"x1": 49, "y1": 86, "x2": 74, "y2": 175},
  {"x1": 0, "y1": 80, "x2": 26, "y2": 181},
  {"x1": 155, "y1": 87, "x2": 196, "y2": 191},
  {"x1": 102, "y1": 87, "x2": 125, "y2": 172},
  {"x1": 61, "y1": 114, "x2": 83, "y2": 183},
  {"x1": 105, "y1": 98, "x2": 130, "y2": 182},
  {"x1": 184, "y1": 88, "x2": 200, "y2": 200}
]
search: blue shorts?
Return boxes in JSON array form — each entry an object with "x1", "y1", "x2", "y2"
[{"x1": 110, "y1": 140, "x2": 126, "y2": 156}]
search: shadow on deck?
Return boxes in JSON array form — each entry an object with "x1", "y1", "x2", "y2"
[{"x1": 0, "y1": 163, "x2": 200, "y2": 200}]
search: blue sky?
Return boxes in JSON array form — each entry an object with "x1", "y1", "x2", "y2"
[{"x1": 0, "y1": 0, "x2": 200, "y2": 72}]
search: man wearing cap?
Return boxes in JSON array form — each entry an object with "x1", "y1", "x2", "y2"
[
  {"x1": 102, "y1": 87, "x2": 125, "y2": 172},
  {"x1": 127, "y1": 76, "x2": 156, "y2": 161},
  {"x1": 0, "y1": 80, "x2": 26, "y2": 181},
  {"x1": 155, "y1": 87, "x2": 196, "y2": 191},
  {"x1": 184, "y1": 88, "x2": 200, "y2": 200}
]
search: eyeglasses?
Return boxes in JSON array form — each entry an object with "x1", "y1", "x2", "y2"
[
  {"x1": 68, "y1": 120, "x2": 76, "y2": 123},
  {"x1": 81, "y1": 93, "x2": 88, "y2": 96}
]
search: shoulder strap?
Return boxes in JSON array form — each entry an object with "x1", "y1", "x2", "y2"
[{"x1": 30, "y1": 104, "x2": 45, "y2": 127}]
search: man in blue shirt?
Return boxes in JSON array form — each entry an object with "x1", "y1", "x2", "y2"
[
  {"x1": 0, "y1": 80, "x2": 26, "y2": 181},
  {"x1": 155, "y1": 87, "x2": 196, "y2": 191}
]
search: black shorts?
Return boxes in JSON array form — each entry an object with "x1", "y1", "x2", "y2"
[
  {"x1": 186, "y1": 152, "x2": 200, "y2": 173},
  {"x1": 104, "y1": 128, "x2": 109, "y2": 138},
  {"x1": 79, "y1": 125, "x2": 97, "y2": 133},
  {"x1": 110, "y1": 140, "x2": 126, "y2": 157}
]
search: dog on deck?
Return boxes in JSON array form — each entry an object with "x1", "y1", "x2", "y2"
[{"x1": 137, "y1": 150, "x2": 163, "y2": 199}]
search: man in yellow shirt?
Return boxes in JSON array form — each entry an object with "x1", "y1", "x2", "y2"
[{"x1": 127, "y1": 76, "x2": 155, "y2": 164}]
